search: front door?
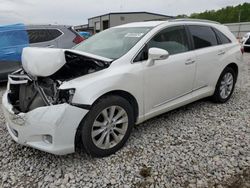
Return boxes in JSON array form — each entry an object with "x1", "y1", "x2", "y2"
[{"x1": 143, "y1": 25, "x2": 196, "y2": 116}]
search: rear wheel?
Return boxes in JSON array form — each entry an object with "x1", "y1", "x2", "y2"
[
  {"x1": 80, "y1": 95, "x2": 134, "y2": 157},
  {"x1": 212, "y1": 67, "x2": 236, "y2": 103}
]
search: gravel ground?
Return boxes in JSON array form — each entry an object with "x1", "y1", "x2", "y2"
[{"x1": 0, "y1": 54, "x2": 249, "y2": 188}]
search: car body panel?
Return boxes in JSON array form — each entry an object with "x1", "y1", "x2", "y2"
[
  {"x1": 22, "y1": 47, "x2": 112, "y2": 77},
  {"x1": 192, "y1": 45, "x2": 226, "y2": 90},
  {"x1": 2, "y1": 20, "x2": 243, "y2": 155},
  {"x1": 2, "y1": 92, "x2": 88, "y2": 155},
  {"x1": 59, "y1": 62, "x2": 145, "y2": 123},
  {"x1": 143, "y1": 51, "x2": 196, "y2": 116}
]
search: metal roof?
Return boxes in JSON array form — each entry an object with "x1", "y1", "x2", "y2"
[{"x1": 88, "y1": 12, "x2": 173, "y2": 20}]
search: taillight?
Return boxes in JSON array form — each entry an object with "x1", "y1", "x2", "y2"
[{"x1": 73, "y1": 35, "x2": 84, "y2": 44}]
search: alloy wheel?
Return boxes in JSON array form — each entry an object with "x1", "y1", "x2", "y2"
[
  {"x1": 219, "y1": 72, "x2": 234, "y2": 99},
  {"x1": 91, "y1": 106, "x2": 128, "y2": 150}
]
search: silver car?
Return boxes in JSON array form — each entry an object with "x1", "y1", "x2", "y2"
[
  {"x1": 27, "y1": 25, "x2": 84, "y2": 49},
  {"x1": 0, "y1": 24, "x2": 84, "y2": 81}
]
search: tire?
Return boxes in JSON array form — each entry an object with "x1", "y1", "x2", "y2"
[
  {"x1": 80, "y1": 95, "x2": 134, "y2": 157},
  {"x1": 211, "y1": 67, "x2": 236, "y2": 103}
]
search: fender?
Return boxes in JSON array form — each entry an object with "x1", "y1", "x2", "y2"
[{"x1": 59, "y1": 63, "x2": 145, "y2": 118}]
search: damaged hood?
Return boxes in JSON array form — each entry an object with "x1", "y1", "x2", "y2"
[{"x1": 22, "y1": 47, "x2": 112, "y2": 77}]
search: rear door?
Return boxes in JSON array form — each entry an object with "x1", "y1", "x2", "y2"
[{"x1": 187, "y1": 25, "x2": 226, "y2": 90}]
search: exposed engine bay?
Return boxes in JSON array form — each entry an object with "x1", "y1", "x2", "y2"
[
  {"x1": 8, "y1": 50, "x2": 110, "y2": 113},
  {"x1": 51, "y1": 51, "x2": 109, "y2": 80}
]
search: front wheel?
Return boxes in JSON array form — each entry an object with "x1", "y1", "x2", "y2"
[
  {"x1": 80, "y1": 95, "x2": 134, "y2": 157},
  {"x1": 212, "y1": 67, "x2": 236, "y2": 103}
]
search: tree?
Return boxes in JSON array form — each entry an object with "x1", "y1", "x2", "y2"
[{"x1": 177, "y1": 3, "x2": 250, "y2": 23}]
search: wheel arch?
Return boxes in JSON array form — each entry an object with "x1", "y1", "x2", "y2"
[
  {"x1": 92, "y1": 90, "x2": 139, "y2": 123},
  {"x1": 74, "y1": 89, "x2": 139, "y2": 151},
  {"x1": 225, "y1": 63, "x2": 238, "y2": 80},
  {"x1": 215, "y1": 62, "x2": 239, "y2": 89}
]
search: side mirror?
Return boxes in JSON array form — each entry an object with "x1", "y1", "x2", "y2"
[{"x1": 146, "y1": 48, "x2": 169, "y2": 67}]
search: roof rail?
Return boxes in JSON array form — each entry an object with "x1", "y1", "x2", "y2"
[{"x1": 169, "y1": 18, "x2": 221, "y2": 24}]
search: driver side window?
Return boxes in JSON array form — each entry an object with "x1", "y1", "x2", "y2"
[
  {"x1": 148, "y1": 26, "x2": 190, "y2": 55},
  {"x1": 134, "y1": 26, "x2": 190, "y2": 62}
]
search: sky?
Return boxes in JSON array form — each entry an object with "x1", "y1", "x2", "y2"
[{"x1": 0, "y1": 0, "x2": 249, "y2": 26}]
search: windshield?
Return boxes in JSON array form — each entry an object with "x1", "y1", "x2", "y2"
[{"x1": 73, "y1": 27, "x2": 152, "y2": 59}]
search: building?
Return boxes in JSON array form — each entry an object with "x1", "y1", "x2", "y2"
[
  {"x1": 225, "y1": 22, "x2": 250, "y2": 39},
  {"x1": 75, "y1": 12, "x2": 173, "y2": 34}
]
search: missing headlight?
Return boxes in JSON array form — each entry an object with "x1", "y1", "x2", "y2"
[{"x1": 57, "y1": 89, "x2": 75, "y2": 104}]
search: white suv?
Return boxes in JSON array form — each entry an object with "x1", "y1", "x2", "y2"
[{"x1": 2, "y1": 19, "x2": 243, "y2": 157}]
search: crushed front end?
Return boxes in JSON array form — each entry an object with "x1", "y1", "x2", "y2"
[
  {"x1": 1, "y1": 47, "x2": 111, "y2": 155},
  {"x1": 2, "y1": 70, "x2": 88, "y2": 155}
]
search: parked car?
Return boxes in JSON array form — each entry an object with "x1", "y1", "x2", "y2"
[
  {"x1": 2, "y1": 19, "x2": 242, "y2": 157},
  {"x1": 241, "y1": 32, "x2": 250, "y2": 52},
  {"x1": 27, "y1": 25, "x2": 84, "y2": 48},
  {"x1": 78, "y1": 31, "x2": 91, "y2": 39},
  {"x1": 0, "y1": 24, "x2": 84, "y2": 81}
]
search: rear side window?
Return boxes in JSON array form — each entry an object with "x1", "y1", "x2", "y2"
[
  {"x1": 213, "y1": 28, "x2": 231, "y2": 44},
  {"x1": 188, "y1": 25, "x2": 218, "y2": 49},
  {"x1": 27, "y1": 29, "x2": 62, "y2": 43},
  {"x1": 148, "y1": 26, "x2": 190, "y2": 55},
  {"x1": 49, "y1": 29, "x2": 63, "y2": 40}
]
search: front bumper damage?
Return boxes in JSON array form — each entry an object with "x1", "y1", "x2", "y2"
[
  {"x1": 2, "y1": 71, "x2": 89, "y2": 155},
  {"x1": 1, "y1": 47, "x2": 112, "y2": 155},
  {"x1": 2, "y1": 92, "x2": 88, "y2": 155}
]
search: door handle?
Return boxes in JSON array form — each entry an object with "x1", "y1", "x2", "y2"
[
  {"x1": 217, "y1": 51, "x2": 226, "y2": 55},
  {"x1": 185, "y1": 59, "x2": 195, "y2": 65}
]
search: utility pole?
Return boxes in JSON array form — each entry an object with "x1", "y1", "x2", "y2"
[{"x1": 238, "y1": 10, "x2": 242, "y2": 39}]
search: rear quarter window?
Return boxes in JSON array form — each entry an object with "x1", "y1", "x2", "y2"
[
  {"x1": 213, "y1": 28, "x2": 231, "y2": 44},
  {"x1": 188, "y1": 25, "x2": 218, "y2": 49},
  {"x1": 27, "y1": 29, "x2": 62, "y2": 43},
  {"x1": 49, "y1": 29, "x2": 63, "y2": 40}
]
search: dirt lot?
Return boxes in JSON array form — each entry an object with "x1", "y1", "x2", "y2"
[{"x1": 0, "y1": 54, "x2": 249, "y2": 188}]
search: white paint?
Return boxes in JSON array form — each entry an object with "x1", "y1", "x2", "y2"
[
  {"x1": 22, "y1": 47, "x2": 112, "y2": 77},
  {"x1": 2, "y1": 92, "x2": 88, "y2": 155},
  {"x1": 2, "y1": 20, "x2": 243, "y2": 155}
]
